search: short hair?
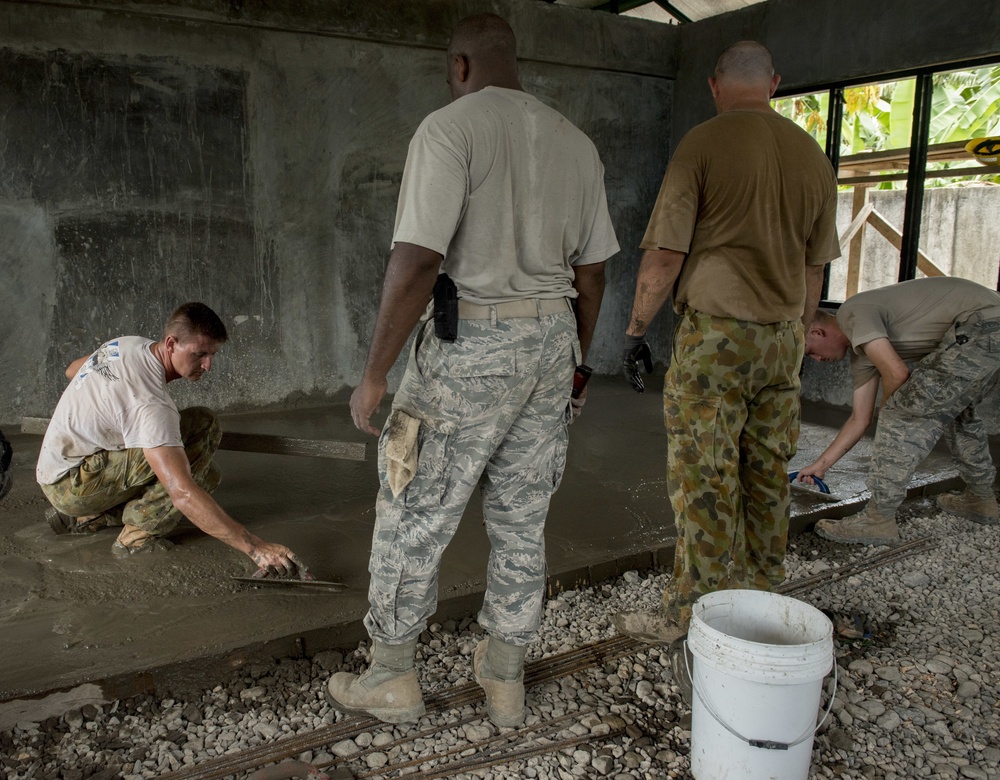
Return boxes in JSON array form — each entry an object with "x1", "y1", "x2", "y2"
[
  {"x1": 164, "y1": 302, "x2": 228, "y2": 343},
  {"x1": 813, "y1": 308, "x2": 838, "y2": 326},
  {"x1": 447, "y1": 13, "x2": 517, "y2": 64},
  {"x1": 714, "y1": 41, "x2": 774, "y2": 82}
]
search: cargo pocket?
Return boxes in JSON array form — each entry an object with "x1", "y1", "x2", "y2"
[
  {"x1": 379, "y1": 410, "x2": 454, "y2": 509},
  {"x1": 380, "y1": 409, "x2": 421, "y2": 498},
  {"x1": 665, "y1": 393, "x2": 723, "y2": 477}
]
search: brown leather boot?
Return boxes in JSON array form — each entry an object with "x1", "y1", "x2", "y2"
[
  {"x1": 814, "y1": 506, "x2": 899, "y2": 546},
  {"x1": 612, "y1": 610, "x2": 686, "y2": 644},
  {"x1": 111, "y1": 524, "x2": 174, "y2": 556},
  {"x1": 325, "y1": 640, "x2": 425, "y2": 724},
  {"x1": 46, "y1": 507, "x2": 106, "y2": 535},
  {"x1": 937, "y1": 489, "x2": 999, "y2": 525},
  {"x1": 473, "y1": 637, "x2": 526, "y2": 728}
]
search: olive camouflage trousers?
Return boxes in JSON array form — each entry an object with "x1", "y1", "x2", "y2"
[
  {"x1": 364, "y1": 310, "x2": 579, "y2": 647},
  {"x1": 40, "y1": 406, "x2": 222, "y2": 536},
  {"x1": 662, "y1": 309, "x2": 803, "y2": 627},
  {"x1": 870, "y1": 313, "x2": 1000, "y2": 515}
]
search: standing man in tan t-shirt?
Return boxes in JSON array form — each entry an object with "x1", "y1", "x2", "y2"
[
  {"x1": 324, "y1": 14, "x2": 618, "y2": 728},
  {"x1": 615, "y1": 41, "x2": 840, "y2": 648}
]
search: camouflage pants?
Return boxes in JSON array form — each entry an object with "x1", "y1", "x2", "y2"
[
  {"x1": 364, "y1": 310, "x2": 579, "y2": 647},
  {"x1": 870, "y1": 314, "x2": 1000, "y2": 514},
  {"x1": 662, "y1": 309, "x2": 803, "y2": 627},
  {"x1": 40, "y1": 406, "x2": 222, "y2": 536}
]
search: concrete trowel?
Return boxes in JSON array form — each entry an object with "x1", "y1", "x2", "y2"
[
  {"x1": 787, "y1": 471, "x2": 843, "y2": 503},
  {"x1": 232, "y1": 568, "x2": 347, "y2": 592}
]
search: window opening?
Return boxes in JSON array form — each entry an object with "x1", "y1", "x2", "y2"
[{"x1": 774, "y1": 60, "x2": 1000, "y2": 302}]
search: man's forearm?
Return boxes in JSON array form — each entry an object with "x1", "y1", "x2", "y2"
[
  {"x1": 626, "y1": 248, "x2": 685, "y2": 336},
  {"x1": 811, "y1": 415, "x2": 869, "y2": 474},
  {"x1": 803, "y1": 264, "x2": 826, "y2": 329},
  {"x1": 362, "y1": 242, "x2": 443, "y2": 382},
  {"x1": 572, "y1": 262, "x2": 606, "y2": 362},
  {"x1": 811, "y1": 378, "x2": 878, "y2": 474},
  {"x1": 169, "y1": 483, "x2": 260, "y2": 556},
  {"x1": 863, "y1": 338, "x2": 910, "y2": 404}
]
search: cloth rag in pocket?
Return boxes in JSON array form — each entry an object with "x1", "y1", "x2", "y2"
[{"x1": 385, "y1": 409, "x2": 421, "y2": 498}]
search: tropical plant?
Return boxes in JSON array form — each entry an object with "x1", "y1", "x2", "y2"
[{"x1": 773, "y1": 64, "x2": 1000, "y2": 186}]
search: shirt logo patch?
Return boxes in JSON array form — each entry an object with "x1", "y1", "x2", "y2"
[{"x1": 73, "y1": 341, "x2": 122, "y2": 389}]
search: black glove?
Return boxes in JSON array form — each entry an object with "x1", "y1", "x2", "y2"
[{"x1": 622, "y1": 334, "x2": 653, "y2": 393}]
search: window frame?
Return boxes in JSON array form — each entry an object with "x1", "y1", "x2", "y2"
[{"x1": 773, "y1": 55, "x2": 1000, "y2": 303}]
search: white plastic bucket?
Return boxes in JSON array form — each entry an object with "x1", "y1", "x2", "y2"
[{"x1": 687, "y1": 589, "x2": 834, "y2": 780}]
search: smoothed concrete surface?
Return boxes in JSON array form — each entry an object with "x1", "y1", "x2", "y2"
[{"x1": 0, "y1": 377, "x2": 966, "y2": 706}]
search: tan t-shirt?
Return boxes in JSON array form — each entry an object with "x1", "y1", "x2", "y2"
[
  {"x1": 392, "y1": 87, "x2": 620, "y2": 305},
  {"x1": 36, "y1": 337, "x2": 182, "y2": 484},
  {"x1": 838, "y1": 277, "x2": 1000, "y2": 388},
  {"x1": 641, "y1": 110, "x2": 840, "y2": 323}
]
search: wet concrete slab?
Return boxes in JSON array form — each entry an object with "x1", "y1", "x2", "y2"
[{"x1": 0, "y1": 376, "x2": 969, "y2": 709}]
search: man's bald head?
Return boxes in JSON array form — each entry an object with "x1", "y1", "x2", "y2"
[
  {"x1": 708, "y1": 41, "x2": 780, "y2": 113},
  {"x1": 714, "y1": 41, "x2": 775, "y2": 84},
  {"x1": 446, "y1": 14, "x2": 521, "y2": 100}
]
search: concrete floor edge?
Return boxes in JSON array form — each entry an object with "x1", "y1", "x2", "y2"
[{"x1": 0, "y1": 472, "x2": 964, "y2": 721}]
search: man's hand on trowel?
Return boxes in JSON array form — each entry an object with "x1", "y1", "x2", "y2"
[
  {"x1": 250, "y1": 542, "x2": 312, "y2": 581},
  {"x1": 794, "y1": 463, "x2": 827, "y2": 485}
]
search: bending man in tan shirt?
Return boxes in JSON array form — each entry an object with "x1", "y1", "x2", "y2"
[{"x1": 801, "y1": 277, "x2": 1000, "y2": 544}]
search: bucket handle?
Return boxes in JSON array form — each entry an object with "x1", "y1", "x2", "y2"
[{"x1": 683, "y1": 640, "x2": 838, "y2": 751}]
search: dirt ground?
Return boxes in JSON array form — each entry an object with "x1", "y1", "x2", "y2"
[{"x1": 0, "y1": 377, "x2": 960, "y2": 710}]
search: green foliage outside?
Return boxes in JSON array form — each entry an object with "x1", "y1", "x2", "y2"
[{"x1": 773, "y1": 65, "x2": 1000, "y2": 187}]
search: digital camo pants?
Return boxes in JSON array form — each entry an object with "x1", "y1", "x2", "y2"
[
  {"x1": 364, "y1": 311, "x2": 579, "y2": 648},
  {"x1": 662, "y1": 309, "x2": 803, "y2": 628},
  {"x1": 870, "y1": 315, "x2": 1000, "y2": 515},
  {"x1": 40, "y1": 406, "x2": 222, "y2": 536}
]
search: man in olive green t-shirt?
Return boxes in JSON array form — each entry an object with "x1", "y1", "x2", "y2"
[
  {"x1": 615, "y1": 41, "x2": 840, "y2": 648},
  {"x1": 799, "y1": 277, "x2": 1000, "y2": 545}
]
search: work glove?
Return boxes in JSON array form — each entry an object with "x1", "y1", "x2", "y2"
[{"x1": 622, "y1": 334, "x2": 653, "y2": 393}]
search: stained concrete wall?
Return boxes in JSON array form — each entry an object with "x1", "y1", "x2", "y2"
[
  {"x1": 672, "y1": 0, "x2": 1000, "y2": 142},
  {"x1": 0, "y1": 0, "x2": 677, "y2": 425},
  {"x1": 826, "y1": 189, "x2": 1000, "y2": 299}
]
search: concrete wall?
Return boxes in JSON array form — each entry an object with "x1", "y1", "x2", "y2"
[
  {"x1": 825, "y1": 189, "x2": 1000, "y2": 299},
  {"x1": 0, "y1": 0, "x2": 677, "y2": 424},
  {"x1": 672, "y1": 0, "x2": 1000, "y2": 142}
]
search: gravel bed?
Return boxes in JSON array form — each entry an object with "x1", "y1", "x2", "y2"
[{"x1": 2, "y1": 494, "x2": 998, "y2": 779}]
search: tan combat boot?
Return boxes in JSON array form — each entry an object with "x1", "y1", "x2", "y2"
[
  {"x1": 325, "y1": 640, "x2": 425, "y2": 724},
  {"x1": 612, "y1": 609, "x2": 686, "y2": 644},
  {"x1": 46, "y1": 508, "x2": 107, "y2": 535},
  {"x1": 111, "y1": 524, "x2": 174, "y2": 557},
  {"x1": 473, "y1": 636, "x2": 527, "y2": 728},
  {"x1": 936, "y1": 488, "x2": 999, "y2": 526},
  {"x1": 814, "y1": 506, "x2": 899, "y2": 546}
]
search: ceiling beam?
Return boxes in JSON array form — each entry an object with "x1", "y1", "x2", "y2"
[
  {"x1": 652, "y1": 1, "x2": 692, "y2": 23},
  {"x1": 593, "y1": 0, "x2": 691, "y2": 22}
]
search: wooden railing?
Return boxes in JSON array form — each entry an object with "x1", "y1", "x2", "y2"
[{"x1": 832, "y1": 140, "x2": 994, "y2": 297}]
